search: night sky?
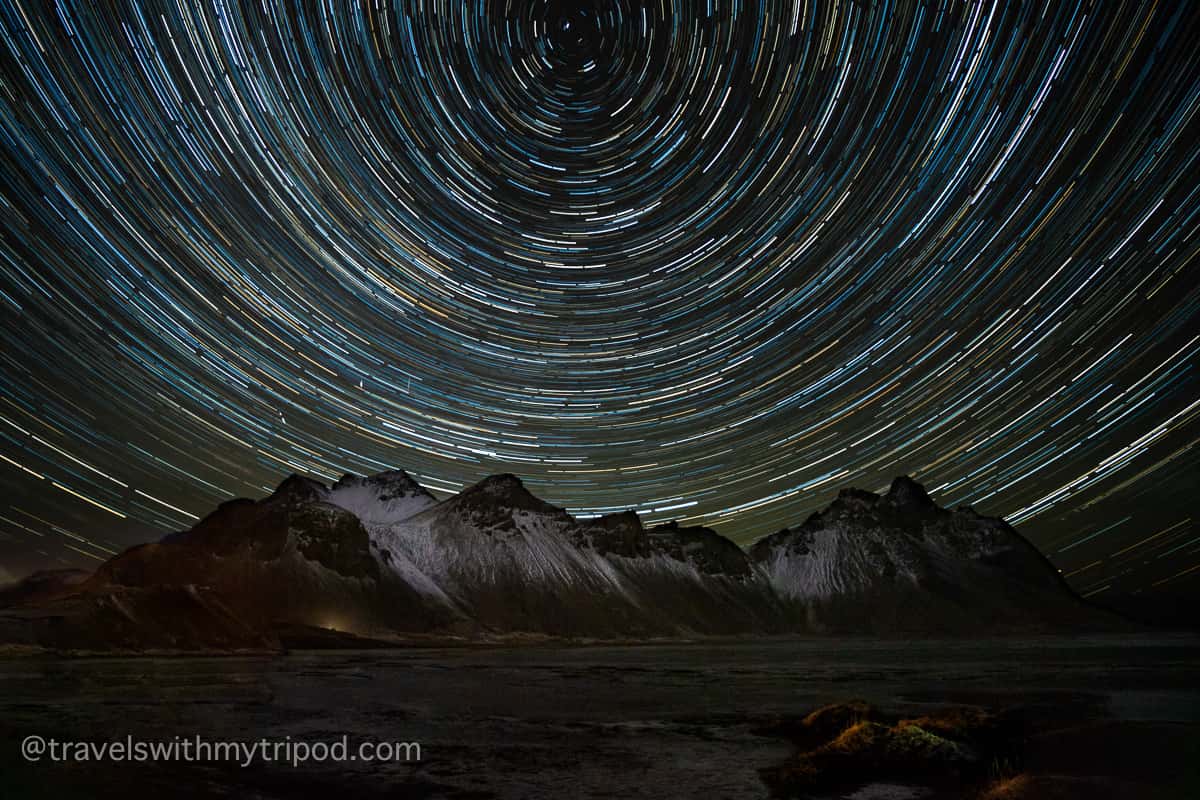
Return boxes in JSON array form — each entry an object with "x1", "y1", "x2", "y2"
[{"x1": 0, "y1": 2, "x2": 1197, "y2": 607}]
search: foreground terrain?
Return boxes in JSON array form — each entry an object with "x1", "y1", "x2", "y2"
[{"x1": 1, "y1": 635, "x2": 1196, "y2": 798}]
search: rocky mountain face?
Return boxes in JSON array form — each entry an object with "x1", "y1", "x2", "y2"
[
  {"x1": 0, "y1": 472, "x2": 1117, "y2": 650},
  {"x1": 364, "y1": 474, "x2": 787, "y2": 637},
  {"x1": 749, "y1": 477, "x2": 1103, "y2": 633}
]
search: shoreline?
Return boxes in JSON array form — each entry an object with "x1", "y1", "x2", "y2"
[{"x1": 3, "y1": 629, "x2": 1196, "y2": 660}]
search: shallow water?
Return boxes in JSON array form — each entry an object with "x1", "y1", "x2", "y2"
[{"x1": 1, "y1": 634, "x2": 1198, "y2": 798}]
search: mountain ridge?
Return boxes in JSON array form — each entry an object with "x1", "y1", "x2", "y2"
[{"x1": 0, "y1": 469, "x2": 1125, "y2": 651}]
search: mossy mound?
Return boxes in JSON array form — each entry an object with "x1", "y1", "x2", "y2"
[{"x1": 760, "y1": 702, "x2": 1019, "y2": 797}]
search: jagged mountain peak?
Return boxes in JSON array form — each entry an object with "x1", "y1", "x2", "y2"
[
  {"x1": 453, "y1": 473, "x2": 559, "y2": 514},
  {"x1": 835, "y1": 487, "x2": 880, "y2": 505},
  {"x1": 327, "y1": 469, "x2": 436, "y2": 526},
  {"x1": 334, "y1": 469, "x2": 425, "y2": 494},
  {"x1": 270, "y1": 473, "x2": 328, "y2": 504},
  {"x1": 883, "y1": 475, "x2": 937, "y2": 511},
  {"x1": 575, "y1": 510, "x2": 648, "y2": 557},
  {"x1": 473, "y1": 472, "x2": 527, "y2": 492},
  {"x1": 815, "y1": 477, "x2": 941, "y2": 525},
  {"x1": 589, "y1": 509, "x2": 643, "y2": 531},
  {"x1": 747, "y1": 476, "x2": 1111, "y2": 633},
  {"x1": 755, "y1": 477, "x2": 967, "y2": 558},
  {"x1": 646, "y1": 522, "x2": 756, "y2": 578}
]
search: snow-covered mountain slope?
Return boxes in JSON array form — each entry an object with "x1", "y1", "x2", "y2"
[
  {"x1": 0, "y1": 470, "x2": 1121, "y2": 650},
  {"x1": 77, "y1": 473, "x2": 466, "y2": 639},
  {"x1": 325, "y1": 469, "x2": 438, "y2": 526},
  {"x1": 748, "y1": 477, "x2": 1107, "y2": 633},
  {"x1": 367, "y1": 474, "x2": 783, "y2": 636}
]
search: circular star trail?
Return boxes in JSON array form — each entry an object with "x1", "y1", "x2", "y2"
[{"x1": 1, "y1": 1, "x2": 1198, "y2": 606}]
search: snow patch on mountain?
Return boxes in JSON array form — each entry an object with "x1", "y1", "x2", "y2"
[
  {"x1": 327, "y1": 483, "x2": 433, "y2": 526},
  {"x1": 324, "y1": 470, "x2": 437, "y2": 527},
  {"x1": 368, "y1": 501, "x2": 635, "y2": 601}
]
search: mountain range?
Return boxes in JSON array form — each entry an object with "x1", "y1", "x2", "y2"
[{"x1": 0, "y1": 471, "x2": 1119, "y2": 651}]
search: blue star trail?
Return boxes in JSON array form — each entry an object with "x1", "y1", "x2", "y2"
[{"x1": 0, "y1": 1, "x2": 1197, "y2": 609}]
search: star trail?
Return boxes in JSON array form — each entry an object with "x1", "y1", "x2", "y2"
[{"x1": 0, "y1": 1, "x2": 1198, "y2": 609}]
